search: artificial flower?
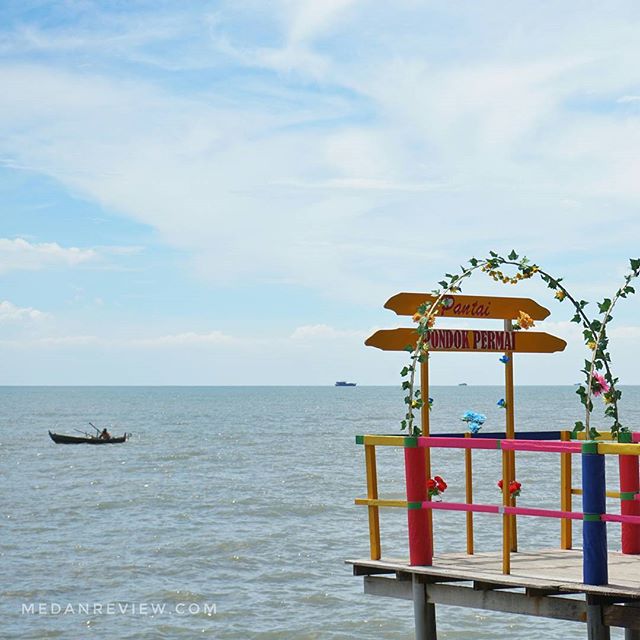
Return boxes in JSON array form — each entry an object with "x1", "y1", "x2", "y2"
[
  {"x1": 555, "y1": 290, "x2": 566, "y2": 301},
  {"x1": 434, "y1": 476, "x2": 447, "y2": 492},
  {"x1": 461, "y1": 411, "x2": 486, "y2": 424},
  {"x1": 592, "y1": 372, "x2": 610, "y2": 397},
  {"x1": 428, "y1": 476, "x2": 447, "y2": 499},
  {"x1": 412, "y1": 312, "x2": 423, "y2": 323},
  {"x1": 508, "y1": 481, "x2": 522, "y2": 497},
  {"x1": 587, "y1": 341, "x2": 597, "y2": 351},
  {"x1": 514, "y1": 311, "x2": 535, "y2": 330},
  {"x1": 497, "y1": 479, "x2": 522, "y2": 497},
  {"x1": 461, "y1": 410, "x2": 486, "y2": 434},
  {"x1": 499, "y1": 355, "x2": 510, "y2": 364},
  {"x1": 497, "y1": 398, "x2": 507, "y2": 409}
]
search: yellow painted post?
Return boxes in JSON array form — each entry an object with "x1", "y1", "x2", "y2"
[
  {"x1": 420, "y1": 358, "x2": 431, "y2": 439},
  {"x1": 560, "y1": 430, "x2": 573, "y2": 549},
  {"x1": 420, "y1": 359, "x2": 433, "y2": 553},
  {"x1": 464, "y1": 432, "x2": 474, "y2": 554},
  {"x1": 504, "y1": 319, "x2": 517, "y2": 552},
  {"x1": 501, "y1": 447, "x2": 511, "y2": 574},
  {"x1": 364, "y1": 444, "x2": 381, "y2": 560}
]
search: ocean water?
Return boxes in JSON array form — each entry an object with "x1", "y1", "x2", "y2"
[{"x1": 2, "y1": 385, "x2": 639, "y2": 639}]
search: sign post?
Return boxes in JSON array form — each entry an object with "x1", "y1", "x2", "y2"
[{"x1": 366, "y1": 293, "x2": 566, "y2": 565}]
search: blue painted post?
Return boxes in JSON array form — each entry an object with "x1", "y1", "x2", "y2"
[{"x1": 582, "y1": 441, "x2": 608, "y2": 585}]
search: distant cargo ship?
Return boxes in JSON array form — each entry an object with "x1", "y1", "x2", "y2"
[{"x1": 335, "y1": 381, "x2": 357, "y2": 387}]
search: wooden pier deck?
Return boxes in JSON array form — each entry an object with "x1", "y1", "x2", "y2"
[{"x1": 349, "y1": 550, "x2": 640, "y2": 637}]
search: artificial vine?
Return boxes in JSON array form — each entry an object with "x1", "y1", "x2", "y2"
[{"x1": 401, "y1": 251, "x2": 640, "y2": 441}]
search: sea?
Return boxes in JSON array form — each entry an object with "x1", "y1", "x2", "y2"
[{"x1": 2, "y1": 385, "x2": 639, "y2": 639}]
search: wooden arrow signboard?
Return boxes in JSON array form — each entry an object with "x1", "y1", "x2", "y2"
[
  {"x1": 384, "y1": 293, "x2": 550, "y2": 321},
  {"x1": 365, "y1": 328, "x2": 566, "y2": 353}
]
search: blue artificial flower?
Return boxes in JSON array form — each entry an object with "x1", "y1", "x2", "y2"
[
  {"x1": 499, "y1": 355, "x2": 510, "y2": 364},
  {"x1": 468, "y1": 422, "x2": 482, "y2": 434},
  {"x1": 461, "y1": 410, "x2": 486, "y2": 425},
  {"x1": 461, "y1": 410, "x2": 486, "y2": 434},
  {"x1": 497, "y1": 398, "x2": 507, "y2": 409}
]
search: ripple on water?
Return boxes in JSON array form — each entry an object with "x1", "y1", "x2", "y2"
[{"x1": 3, "y1": 385, "x2": 632, "y2": 639}]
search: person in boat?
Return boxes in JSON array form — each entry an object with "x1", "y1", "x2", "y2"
[{"x1": 99, "y1": 428, "x2": 111, "y2": 440}]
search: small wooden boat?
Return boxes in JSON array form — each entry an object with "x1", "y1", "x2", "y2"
[{"x1": 48, "y1": 431, "x2": 128, "y2": 445}]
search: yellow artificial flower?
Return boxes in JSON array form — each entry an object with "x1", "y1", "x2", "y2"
[
  {"x1": 555, "y1": 290, "x2": 566, "y2": 301},
  {"x1": 516, "y1": 311, "x2": 535, "y2": 330},
  {"x1": 412, "y1": 312, "x2": 423, "y2": 323},
  {"x1": 587, "y1": 341, "x2": 597, "y2": 351}
]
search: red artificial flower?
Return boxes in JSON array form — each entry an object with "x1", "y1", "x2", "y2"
[
  {"x1": 434, "y1": 475, "x2": 447, "y2": 492},
  {"x1": 509, "y1": 481, "x2": 522, "y2": 495},
  {"x1": 427, "y1": 476, "x2": 447, "y2": 499},
  {"x1": 498, "y1": 479, "x2": 522, "y2": 497}
]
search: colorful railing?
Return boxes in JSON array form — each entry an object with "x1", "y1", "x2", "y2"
[{"x1": 355, "y1": 430, "x2": 640, "y2": 585}]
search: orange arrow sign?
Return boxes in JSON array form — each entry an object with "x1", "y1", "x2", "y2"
[
  {"x1": 365, "y1": 328, "x2": 566, "y2": 353},
  {"x1": 384, "y1": 293, "x2": 550, "y2": 321}
]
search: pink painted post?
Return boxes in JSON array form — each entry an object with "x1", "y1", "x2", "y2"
[
  {"x1": 619, "y1": 432, "x2": 640, "y2": 554},
  {"x1": 404, "y1": 445, "x2": 432, "y2": 565}
]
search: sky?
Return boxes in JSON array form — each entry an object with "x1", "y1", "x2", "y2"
[{"x1": 1, "y1": 1, "x2": 640, "y2": 386}]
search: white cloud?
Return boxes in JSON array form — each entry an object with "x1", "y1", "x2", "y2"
[
  {"x1": 290, "y1": 324, "x2": 363, "y2": 341},
  {"x1": 0, "y1": 332, "x2": 234, "y2": 349},
  {"x1": 2, "y1": 4, "x2": 640, "y2": 304},
  {"x1": 38, "y1": 335, "x2": 99, "y2": 346},
  {"x1": 617, "y1": 96, "x2": 640, "y2": 104},
  {"x1": 1, "y1": 325, "x2": 366, "y2": 349},
  {"x1": 0, "y1": 300, "x2": 49, "y2": 322},
  {"x1": 131, "y1": 331, "x2": 236, "y2": 347},
  {"x1": 0, "y1": 238, "x2": 97, "y2": 274},
  {"x1": 215, "y1": 0, "x2": 359, "y2": 76},
  {"x1": 609, "y1": 326, "x2": 640, "y2": 339}
]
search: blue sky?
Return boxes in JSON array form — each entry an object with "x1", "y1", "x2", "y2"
[{"x1": 2, "y1": 1, "x2": 640, "y2": 385}]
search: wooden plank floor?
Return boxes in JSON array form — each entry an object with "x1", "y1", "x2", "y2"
[{"x1": 348, "y1": 549, "x2": 640, "y2": 598}]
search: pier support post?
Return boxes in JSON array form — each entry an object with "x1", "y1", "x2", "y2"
[
  {"x1": 582, "y1": 443, "x2": 608, "y2": 585},
  {"x1": 624, "y1": 604, "x2": 640, "y2": 640},
  {"x1": 586, "y1": 596, "x2": 610, "y2": 640},
  {"x1": 412, "y1": 575, "x2": 436, "y2": 640},
  {"x1": 404, "y1": 444, "x2": 432, "y2": 566},
  {"x1": 618, "y1": 432, "x2": 640, "y2": 554}
]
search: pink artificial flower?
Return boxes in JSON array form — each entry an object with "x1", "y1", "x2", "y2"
[{"x1": 592, "y1": 372, "x2": 610, "y2": 397}]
